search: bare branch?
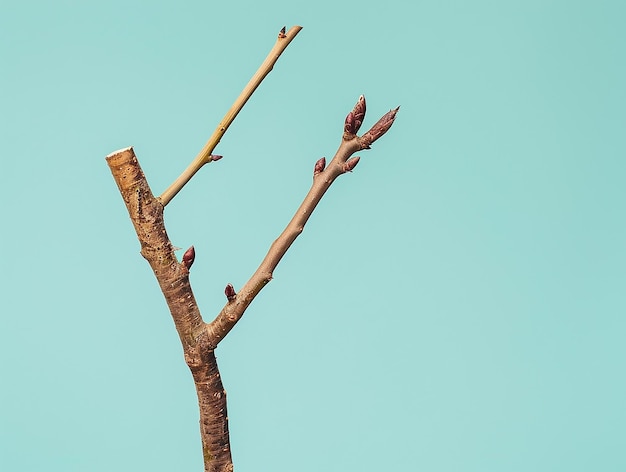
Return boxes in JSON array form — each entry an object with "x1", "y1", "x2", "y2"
[
  {"x1": 106, "y1": 147, "x2": 232, "y2": 472},
  {"x1": 159, "y1": 25, "x2": 303, "y2": 207},
  {"x1": 205, "y1": 97, "x2": 398, "y2": 346},
  {"x1": 107, "y1": 33, "x2": 397, "y2": 469}
]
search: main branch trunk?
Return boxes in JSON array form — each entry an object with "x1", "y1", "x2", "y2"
[{"x1": 188, "y1": 348, "x2": 232, "y2": 472}]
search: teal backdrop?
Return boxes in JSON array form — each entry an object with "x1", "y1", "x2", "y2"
[{"x1": 1, "y1": 1, "x2": 625, "y2": 471}]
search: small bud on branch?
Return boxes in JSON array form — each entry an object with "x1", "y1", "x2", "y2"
[
  {"x1": 314, "y1": 157, "x2": 326, "y2": 175},
  {"x1": 344, "y1": 112, "x2": 355, "y2": 136},
  {"x1": 343, "y1": 95, "x2": 367, "y2": 139},
  {"x1": 210, "y1": 154, "x2": 223, "y2": 162},
  {"x1": 225, "y1": 283, "x2": 236, "y2": 301},
  {"x1": 182, "y1": 246, "x2": 195, "y2": 270},
  {"x1": 279, "y1": 26, "x2": 287, "y2": 38},
  {"x1": 359, "y1": 106, "x2": 400, "y2": 150},
  {"x1": 343, "y1": 156, "x2": 360, "y2": 172},
  {"x1": 352, "y1": 95, "x2": 366, "y2": 134}
]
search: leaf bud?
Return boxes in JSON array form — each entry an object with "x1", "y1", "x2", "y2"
[
  {"x1": 359, "y1": 106, "x2": 400, "y2": 149},
  {"x1": 344, "y1": 112, "x2": 355, "y2": 136},
  {"x1": 182, "y1": 246, "x2": 195, "y2": 270},
  {"x1": 225, "y1": 283, "x2": 236, "y2": 301},
  {"x1": 314, "y1": 157, "x2": 326, "y2": 175},
  {"x1": 343, "y1": 156, "x2": 360, "y2": 172},
  {"x1": 352, "y1": 95, "x2": 366, "y2": 134}
]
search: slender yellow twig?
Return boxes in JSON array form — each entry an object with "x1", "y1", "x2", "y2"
[{"x1": 158, "y1": 25, "x2": 303, "y2": 206}]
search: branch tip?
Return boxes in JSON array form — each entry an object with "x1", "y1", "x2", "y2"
[
  {"x1": 182, "y1": 246, "x2": 195, "y2": 270},
  {"x1": 157, "y1": 25, "x2": 302, "y2": 207},
  {"x1": 225, "y1": 283, "x2": 236, "y2": 301},
  {"x1": 314, "y1": 157, "x2": 326, "y2": 175},
  {"x1": 359, "y1": 106, "x2": 400, "y2": 149}
]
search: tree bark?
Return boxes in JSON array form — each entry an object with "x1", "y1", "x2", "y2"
[{"x1": 106, "y1": 27, "x2": 398, "y2": 472}]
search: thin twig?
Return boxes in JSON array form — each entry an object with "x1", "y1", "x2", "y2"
[
  {"x1": 159, "y1": 25, "x2": 303, "y2": 206},
  {"x1": 205, "y1": 99, "x2": 399, "y2": 346}
]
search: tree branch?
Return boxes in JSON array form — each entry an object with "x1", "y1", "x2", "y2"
[
  {"x1": 106, "y1": 147, "x2": 233, "y2": 472},
  {"x1": 106, "y1": 29, "x2": 398, "y2": 472},
  {"x1": 159, "y1": 25, "x2": 303, "y2": 207},
  {"x1": 206, "y1": 97, "x2": 399, "y2": 346}
]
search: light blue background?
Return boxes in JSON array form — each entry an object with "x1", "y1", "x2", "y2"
[{"x1": 2, "y1": 1, "x2": 625, "y2": 471}]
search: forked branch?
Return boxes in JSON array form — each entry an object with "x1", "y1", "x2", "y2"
[
  {"x1": 106, "y1": 26, "x2": 398, "y2": 472},
  {"x1": 205, "y1": 96, "x2": 399, "y2": 345}
]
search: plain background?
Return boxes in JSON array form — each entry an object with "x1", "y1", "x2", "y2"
[{"x1": 1, "y1": 1, "x2": 625, "y2": 471}]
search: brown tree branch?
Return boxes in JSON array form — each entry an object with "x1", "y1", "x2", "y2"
[
  {"x1": 159, "y1": 25, "x2": 303, "y2": 207},
  {"x1": 106, "y1": 28, "x2": 398, "y2": 472},
  {"x1": 205, "y1": 97, "x2": 399, "y2": 346},
  {"x1": 106, "y1": 147, "x2": 233, "y2": 472}
]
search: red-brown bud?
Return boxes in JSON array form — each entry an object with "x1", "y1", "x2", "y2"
[
  {"x1": 182, "y1": 246, "x2": 195, "y2": 270},
  {"x1": 279, "y1": 26, "x2": 287, "y2": 38},
  {"x1": 343, "y1": 156, "x2": 360, "y2": 172},
  {"x1": 352, "y1": 95, "x2": 366, "y2": 134},
  {"x1": 314, "y1": 157, "x2": 326, "y2": 175},
  {"x1": 344, "y1": 112, "x2": 355, "y2": 136},
  {"x1": 210, "y1": 154, "x2": 223, "y2": 162},
  {"x1": 225, "y1": 283, "x2": 236, "y2": 301},
  {"x1": 359, "y1": 106, "x2": 399, "y2": 150}
]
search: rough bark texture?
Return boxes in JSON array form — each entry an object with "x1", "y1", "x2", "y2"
[
  {"x1": 106, "y1": 27, "x2": 398, "y2": 472},
  {"x1": 106, "y1": 148, "x2": 232, "y2": 471}
]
